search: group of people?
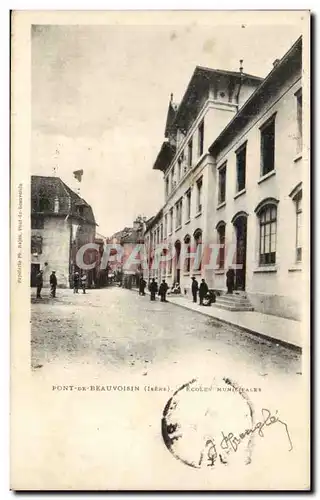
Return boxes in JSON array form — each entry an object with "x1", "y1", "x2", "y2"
[
  {"x1": 191, "y1": 277, "x2": 215, "y2": 306},
  {"x1": 34, "y1": 270, "x2": 87, "y2": 299},
  {"x1": 137, "y1": 276, "x2": 215, "y2": 306},
  {"x1": 148, "y1": 278, "x2": 169, "y2": 302},
  {"x1": 137, "y1": 266, "x2": 237, "y2": 306},
  {"x1": 35, "y1": 270, "x2": 58, "y2": 299},
  {"x1": 73, "y1": 272, "x2": 87, "y2": 295}
]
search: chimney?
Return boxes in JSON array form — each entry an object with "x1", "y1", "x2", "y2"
[
  {"x1": 273, "y1": 59, "x2": 280, "y2": 68},
  {"x1": 239, "y1": 59, "x2": 244, "y2": 75}
]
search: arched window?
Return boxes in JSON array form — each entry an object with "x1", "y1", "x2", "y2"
[
  {"x1": 184, "y1": 234, "x2": 191, "y2": 273},
  {"x1": 216, "y1": 221, "x2": 226, "y2": 269},
  {"x1": 193, "y1": 229, "x2": 202, "y2": 271},
  {"x1": 257, "y1": 204, "x2": 277, "y2": 265},
  {"x1": 290, "y1": 184, "x2": 302, "y2": 263}
]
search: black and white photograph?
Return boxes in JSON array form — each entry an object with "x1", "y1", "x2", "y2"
[{"x1": 11, "y1": 10, "x2": 310, "y2": 490}]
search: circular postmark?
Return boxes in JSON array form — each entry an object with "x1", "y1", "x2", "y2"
[{"x1": 161, "y1": 376, "x2": 255, "y2": 469}]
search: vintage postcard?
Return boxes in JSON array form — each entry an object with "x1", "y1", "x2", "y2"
[{"x1": 11, "y1": 10, "x2": 310, "y2": 490}]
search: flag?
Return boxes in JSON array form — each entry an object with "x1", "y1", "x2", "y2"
[{"x1": 73, "y1": 169, "x2": 84, "y2": 182}]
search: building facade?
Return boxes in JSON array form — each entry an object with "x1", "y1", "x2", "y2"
[
  {"x1": 145, "y1": 36, "x2": 305, "y2": 320},
  {"x1": 31, "y1": 175, "x2": 97, "y2": 288},
  {"x1": 208, "y1": 37, "x2": 304, "y2": 320},
  {"x1": 109, "y1": 216, "x2": 147, "y2": 288},
  {"x1": 145, "y1": 64, "x2": 262, "y2": 292}
]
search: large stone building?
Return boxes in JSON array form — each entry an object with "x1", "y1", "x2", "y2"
[
  {"x1": 31, "y1": 175, "x2": 97, "y2": 288},
  {"x1": 145, "y1": 36, "x2": 305, "y2": 320}
]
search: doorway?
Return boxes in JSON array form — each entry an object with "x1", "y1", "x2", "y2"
[
  {"x1": 30, "y1": 263, "x2": 40, "y2": 287},
  {"x1": 233, "y1": 215, "x2": 247, "y2": 290},
  {"x1": 174, "y1": 241, "x2": 181, "y2": 284}
]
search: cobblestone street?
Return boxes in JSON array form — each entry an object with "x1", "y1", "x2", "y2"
[{"x1": 31, "y1": 286, "x2": 301, "y2": 378}]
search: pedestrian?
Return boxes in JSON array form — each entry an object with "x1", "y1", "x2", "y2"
[
  {"x1": 49, "y1": 270, "x2": 57, "y2": 298},
  {"x1": 226, "y1": 267, "x2": 235, "y2": 294},
  {"x1": 139, "y1": 276, "x2": 146, "y2": 296},
  {"x1": 191, "y1": 276, "x2": 199, "y2": 303},
  {"x1": 36, "y1": 270, "x2": 43, "y2": 298},
  {"x1": 159, "y1": 280, "x2": 169, "y2": 302},
  {"x1": 199, "y1": 278, "x2": 209, "y2": 306},
  {"x1": 73, "y1": 272, "x2": 80, "y2": 293},
  {"x1": 149, "y1": 278, "x2": 158, "y2": 301},
  {"x1": 81, "y1": 274, "x2": 87, "y2": 294}
]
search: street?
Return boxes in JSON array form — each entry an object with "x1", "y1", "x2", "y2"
[
  {"x1": 27, "y1": 285, "x2": 305, "y2": 489},
  {"x1": 31, "y1": 286, "x2": 301, "y2": 377}
]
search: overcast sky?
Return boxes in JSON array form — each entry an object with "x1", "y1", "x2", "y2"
[{"x1": 31, "y1": 18, "x2": 303, "y2": 236}]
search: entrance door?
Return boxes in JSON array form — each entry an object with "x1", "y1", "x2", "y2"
[
  {"x1": 30, "y1": 263, "x2": 40, "y2": 287},
  {"x1": 234, "y1": 216, "x2": 247, "y2": 290},
  {"x1": 174, "y1": 241, "x2": 181, "y2": 284}
]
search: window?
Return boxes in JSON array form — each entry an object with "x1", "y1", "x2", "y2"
[
  {"x1": 157, "y1": 227, "x2": 160, "y2": 244},
  {"x1": 259, "y1": 205, "x2": 277, "y2": 265},
  {"x1": 188, "y1": 138, "x2": 193, "y2": 167},
  {"x1": 236, "y1": 143, "x2": 247, "y2": 192},
  {"x1": 198, "y1": 121, "x2": 204, "y2": 157},
  {"x1": 296, "y1": 89, "x2": 302, "y2": 153},
  {"x1": 160, "y1": 223, "x2": 163, "y2": 243},
  {"x1": 186, "y1": 189, "x2": 191, "y2": 221},
  {"x1": 260, "y1": 116, "x2": 275, "y2": 176},
  {"x1": 165, "y1": 177, "x2": 169, "y2": 198},
  {"x1": 31, "y1": 216, "x2": 44, "y2": 229},
  {"x1": 169, "y1": 208, "x2": 173, "y2": 234},
  {"x1": 54, "y1": 196, "x2": 59, "y2": 213},
  {"x1": 218, "y1": 164, "x2": 226, "y2": 204},
  {"x1": 171, "y1": 167, "x2": 175, "y2": 191},
  {"x1": 194, "y1": 229, "x2": 202, "y2": 271},
  {"x1": 196, "y1": 177, "x2": 203, "y2": 214},
  {"x1": 31, "y1": 234, "x2": 43, "y2": 254},
  {"x1": 39, "y1": 194, "x2": 50, "y2": 212},
  {"x1": 164, "y1": 214, "x2": 168, "y2": 237},
  {"x1": 175, "y1": 199, "x2": 183, "y2": 228},
  {"x1": 295, "y1": 192, "x2": 302, "y2": 262},
  {"x1": 217, "y1": 223, "x2": 226, "y2": 269},
  {"x1": 168, "y1": 252, "x2": 172, "y2": 274},
  {"x1": 178, "y1": 158, "x2": 182, "y2": 182},
  {"x1": 184, "y1": 235, "x2": 191, "y2": 273}
]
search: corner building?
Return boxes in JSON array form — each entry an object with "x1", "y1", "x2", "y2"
[{"x1": 145, "y1": 37, "x2": 306, "y2": 320}]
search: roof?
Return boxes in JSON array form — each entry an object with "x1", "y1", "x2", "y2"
[
  {"x1": 172, "y1": 66, "x2": 263, "y2": 132},
  {"x1": 153, "y1": 141, "x2": 176, "y2": 172},
  {"x1": 164, "y1": 95, "x2": 179, "y2": 138},
  {"x1": 145, "y1": 208, "x2": 163, "y2": 231},
  {"x1": 31, "y1": 175, "x2": 97, "y2": 226},
  {"x1": 209, "y1": 36, "x2": 302, "y2": 155}
]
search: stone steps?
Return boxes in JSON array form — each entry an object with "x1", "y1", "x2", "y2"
[{"x1": 214, "y1": 292, "x2": 254, "y2": 312}]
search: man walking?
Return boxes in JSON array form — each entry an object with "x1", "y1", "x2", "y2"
[
  {"x1": 36, "y1": 270, "x2": 43, "y2": 299},
  {"x1": 199, "y1": 278, "x2": 209, "y2": 306},
  {"x1": 226, "y1": 267, "x2": 235, "y2": 294},
  {"x1": 73, "y1": 272, "x2": 80, "y2": 293},
  {"x1": 149, "y1": 278, "x2": 158, "y2": 301},
  {"x1": 159, "y1": 280, "x2": 169, "y2": 302},
  {"x1": 191, "y1": 276, "x2": 199, "y2": 303},
  {"x1": 49, "y1": 270, "x2": 57, "y2": 298}
]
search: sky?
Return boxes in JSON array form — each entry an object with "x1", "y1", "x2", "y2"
[{"x1": 31, "y1": 17, "x2": 303, "y2": 237}]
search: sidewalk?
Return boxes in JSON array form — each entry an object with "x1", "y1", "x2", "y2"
[{"x1": 138, "y1": 288, "x2": 302, "y2": 351}]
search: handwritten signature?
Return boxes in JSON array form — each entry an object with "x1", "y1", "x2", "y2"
[{"x1": 199, "y1": 408, "x2": 293, "y2": 467}]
